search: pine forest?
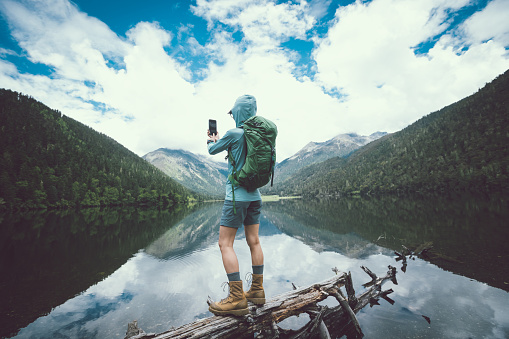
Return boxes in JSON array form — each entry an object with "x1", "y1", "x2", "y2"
[
  {"x1": 0, "y1": 89, "x2": 199, "y2": 210},
  {"x1": 266, "y1": 69, "x2": 509, "y2": 197}
]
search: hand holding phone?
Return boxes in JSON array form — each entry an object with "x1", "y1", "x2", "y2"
[{"x1": 208, "y1": 119, "x2": 217, "y2": 136}]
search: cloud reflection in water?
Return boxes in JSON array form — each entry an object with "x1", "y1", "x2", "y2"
[{"x1": 13, "y1": 200, "x2": 509, "y2": 339}]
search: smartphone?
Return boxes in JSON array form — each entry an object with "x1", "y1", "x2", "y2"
[{"x1": 209, "y1": 119, "x2": 217, "y2": 136}]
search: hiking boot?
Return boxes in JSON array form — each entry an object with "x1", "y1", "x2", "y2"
[
  {"x1": 245, "y1": 273, "x2": 265, "y2": 305},
  {"x1": 208, "y1": 281, "x2": 249, "y2": 316}
]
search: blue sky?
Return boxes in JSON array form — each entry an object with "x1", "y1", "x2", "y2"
[{"x1": 1, "y1": 0, "x2": 509, "y2": 160}]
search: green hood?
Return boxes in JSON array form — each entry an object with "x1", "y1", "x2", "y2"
[{"x1": 231, "y1": 95, "x2": 257, "y2": 128}]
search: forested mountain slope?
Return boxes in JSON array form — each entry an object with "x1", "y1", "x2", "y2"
[
  {"x1": 272, "y1": 69, "x2": 509, "y2": 197},
  {"x1": 0, "y1": 89, "x2": 198, "y2": 209},
  {"x1": 272, "y1": 132, "x2": 387, "y2": 184}
]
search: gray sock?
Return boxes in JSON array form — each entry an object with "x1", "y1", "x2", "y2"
[
  {"x1": 252, "y1": 265, "x2": 264, "y2": 275},
  {"x1": 227, "y1": 271, "x2": 241, "y2": 282}
]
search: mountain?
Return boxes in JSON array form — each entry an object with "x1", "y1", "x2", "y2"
[
  {"x1": 0, "y1": 89, "x2": 198, "y2": 209},
  {"x1": 145, "y1": 133, "x2": 388, "y2": 196},
  {"x1": 143, "y1": 148, "x2": 227, "y2": 197},
  {"x1": 271, "y1": 69, "x2": 509, "y2": 197},
  {"x1": 274, "y1": 132, "x2": 387, "y2": 183}
]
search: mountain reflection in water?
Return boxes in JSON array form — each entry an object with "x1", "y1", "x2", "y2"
[
  {"x1": 264, "y1": 194, "x2": 509, "y2": 291},
  {"x1": 2, "y1": 194, "x2": 508, "y2": 339}
]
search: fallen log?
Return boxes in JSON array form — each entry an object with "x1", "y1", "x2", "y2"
[
  {"x1": 125, "y1": 266, "x2": 397, "y2": 339},
  {"x1": 330, "y1": 288, "x2": 363, "y2": 337},
  {"x1": 320, "y1": 266, "x2": 397, "y2": 338}
]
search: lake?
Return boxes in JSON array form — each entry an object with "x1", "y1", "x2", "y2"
[{"x1": 1, "y1": 194, "x2": 508, "y2": 338}]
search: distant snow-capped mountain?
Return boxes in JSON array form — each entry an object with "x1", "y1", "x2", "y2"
[
  {"x1": 144, "y1": 132, "x2": 386, "y2": 196},
  {"x1": 274, "y1": 132, "x2": 387, "y2": 183},
  {"x1": 143, "y1": 148, "x2": 227, "y2": 197}
]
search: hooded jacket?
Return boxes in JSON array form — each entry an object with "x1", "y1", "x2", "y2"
[{"x1": 207, "y1": 95, "x2": 262, "y2": 201}]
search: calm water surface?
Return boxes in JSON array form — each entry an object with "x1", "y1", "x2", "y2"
[{"x1": 1, "y1": 195, "x2": 508, "y2": 339}]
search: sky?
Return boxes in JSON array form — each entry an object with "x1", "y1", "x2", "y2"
[{"x1": 1, "y1": 0, "x2": 509, "y2": 161}]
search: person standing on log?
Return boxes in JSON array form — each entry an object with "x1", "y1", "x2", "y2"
[{"x1": 206, "y1": 94, "x2": 266, "y2": 316}]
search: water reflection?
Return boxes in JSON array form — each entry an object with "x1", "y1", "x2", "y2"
[
  {"x1": 145, "y1": 203, "x2": 221, "y2": 259},
  {"x1": 262, "y1": 203, "x2": 391, "y2": 258},
  {"x1": 0, "y1": 205, "x2": 194, "y2": 339},
  {"x1": 2, "y1": 195, "x2": 509, "y2": 339},
  {"x1": 264, "y1": 195, "x2": 509, "y2": 291}
]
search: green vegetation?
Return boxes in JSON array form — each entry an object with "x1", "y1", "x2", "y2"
[
  {"x1": 269, "y1": 70, "x2": 509, "y2": 197},
  {"x1": 0, "y1": 89, "x2": 199, "y2": 209}
]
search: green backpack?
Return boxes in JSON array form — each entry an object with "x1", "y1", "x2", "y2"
[{"x1": 227, "y1": 116, "x2": 277, "y2": 207}]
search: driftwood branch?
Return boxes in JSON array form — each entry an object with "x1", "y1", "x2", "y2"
[
  {"x1": 330, "y1": 289, "x2": 363, "y2": 337},
  {"x1": 360, "y1": 266, "x2": 377, "y2": 287},
  {"x1": 320, "y1": 266, "x2": 396, "y2": 338},
  {"x1": 403, "y1": 241, "x2": 463, "y2": 264},
  {"x1": 345, "y1": 272, "x2": 357, "y2": 308},
  {"x1": 127, "y1": 266, "x2": 397, "y2": 339},
  {"x1": 278, "y1": 305, "x2": 332, "y2": 339}
]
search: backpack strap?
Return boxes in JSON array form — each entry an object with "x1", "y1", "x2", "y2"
[
  {"x1": 227, "y1": 148, "x2": 240, "y2": 186},
  {"x1": 227, "y1": 148, "x2": 237, "y2": 214},
  {"x1": 270, "y1": 147, "x2": 275, "y2": 187}
]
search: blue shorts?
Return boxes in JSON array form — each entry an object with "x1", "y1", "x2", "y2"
[{"x1": 220, "y1": 200, "x2": 263, "y2": 229}]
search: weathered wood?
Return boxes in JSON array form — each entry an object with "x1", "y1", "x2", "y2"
[
  {"x1": 345, "y1": 271, "x2": 357, "y2": 308},
  {"x1": 124, "y1": 320, "x2": 148, "y2": 339},
  {"x1": 360, "y1": 266, "x2": 377, "y2": 287},
  {"x1": 143, "y1": 274, "x2": 346, "y2": 339},
  {"x1": 380, "y1": 289, "x2": 395, "y2": 305},
  {"x1": 130, "y1": 266, "x2": 397, "y2": 339},
  {"x1": 278, "y1": 306, "x2": 331, "y2": 339},
  {"x1": 331, "y1": 289, "x2": 363, "y2": 338},
  {"x1": 321, "y1": 266, "x2": 397, "y2": 338},
  {"x1": 414, "y1": 242, "x2": 433, "y2": 255},
  {"x1": 394, "y1": 251, "x2": 407, "y2": 262},
  {"x1": 318, "y1": 319, "x2": 331, "y2": 339}
]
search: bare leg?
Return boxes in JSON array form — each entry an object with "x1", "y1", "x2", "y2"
[
  {"x1": 210, "y1": 227, "x2": 249, "y2": 316},
  {"x1": 244, "y1": 224, "x2": 263, "y2": 266},
  {"x1": 218, "y1": 225, "x2": 239, "y2": 274}
]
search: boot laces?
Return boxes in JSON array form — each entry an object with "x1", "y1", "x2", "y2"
[
  {"x1": 219, "y1": 282, "x2": 232, "y2": 304},
  {"x1": 245, "y1": 272, "x2": 253, "y2": 288}
]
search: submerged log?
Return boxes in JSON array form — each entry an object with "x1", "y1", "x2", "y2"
[
  {"x1": 399, "y1": 242, "x2": 463, "y2": 265},
  {"x1": 125, "y1": 320, "x2": 146, "y2": 339},
  {"x1": 320, "y1": 266, "x2": 396, "y2": 338},
  {"x1": 330, "y1": 288, "x2": 363, "y2": 337},
  {"x1": 129, "y1": 266, "x2": 397, "y2": 339}
]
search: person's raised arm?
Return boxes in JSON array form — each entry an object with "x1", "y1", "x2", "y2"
[{"x1": 207, "y1": 129, "x2": 235, "y2": 155}]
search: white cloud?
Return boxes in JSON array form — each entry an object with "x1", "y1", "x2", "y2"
[
  {"x1": 461, "y1": 0, "x2": 509, "y2": 46},
  {"x1": 0, "y1": 0, "x2": 508, "y2": 162},
  {"x1": 312, "y1": 0, "x2": 509, "y2": 133},
  {"x1": 306, "y1": 0, "x2": 333, "y2": 20},
  {"x1": 192, "y1": 0, "x2": 315, "y2": 47},
  {"x1": 1, "y1": 0, "x2": 127, "y2": 75}
]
